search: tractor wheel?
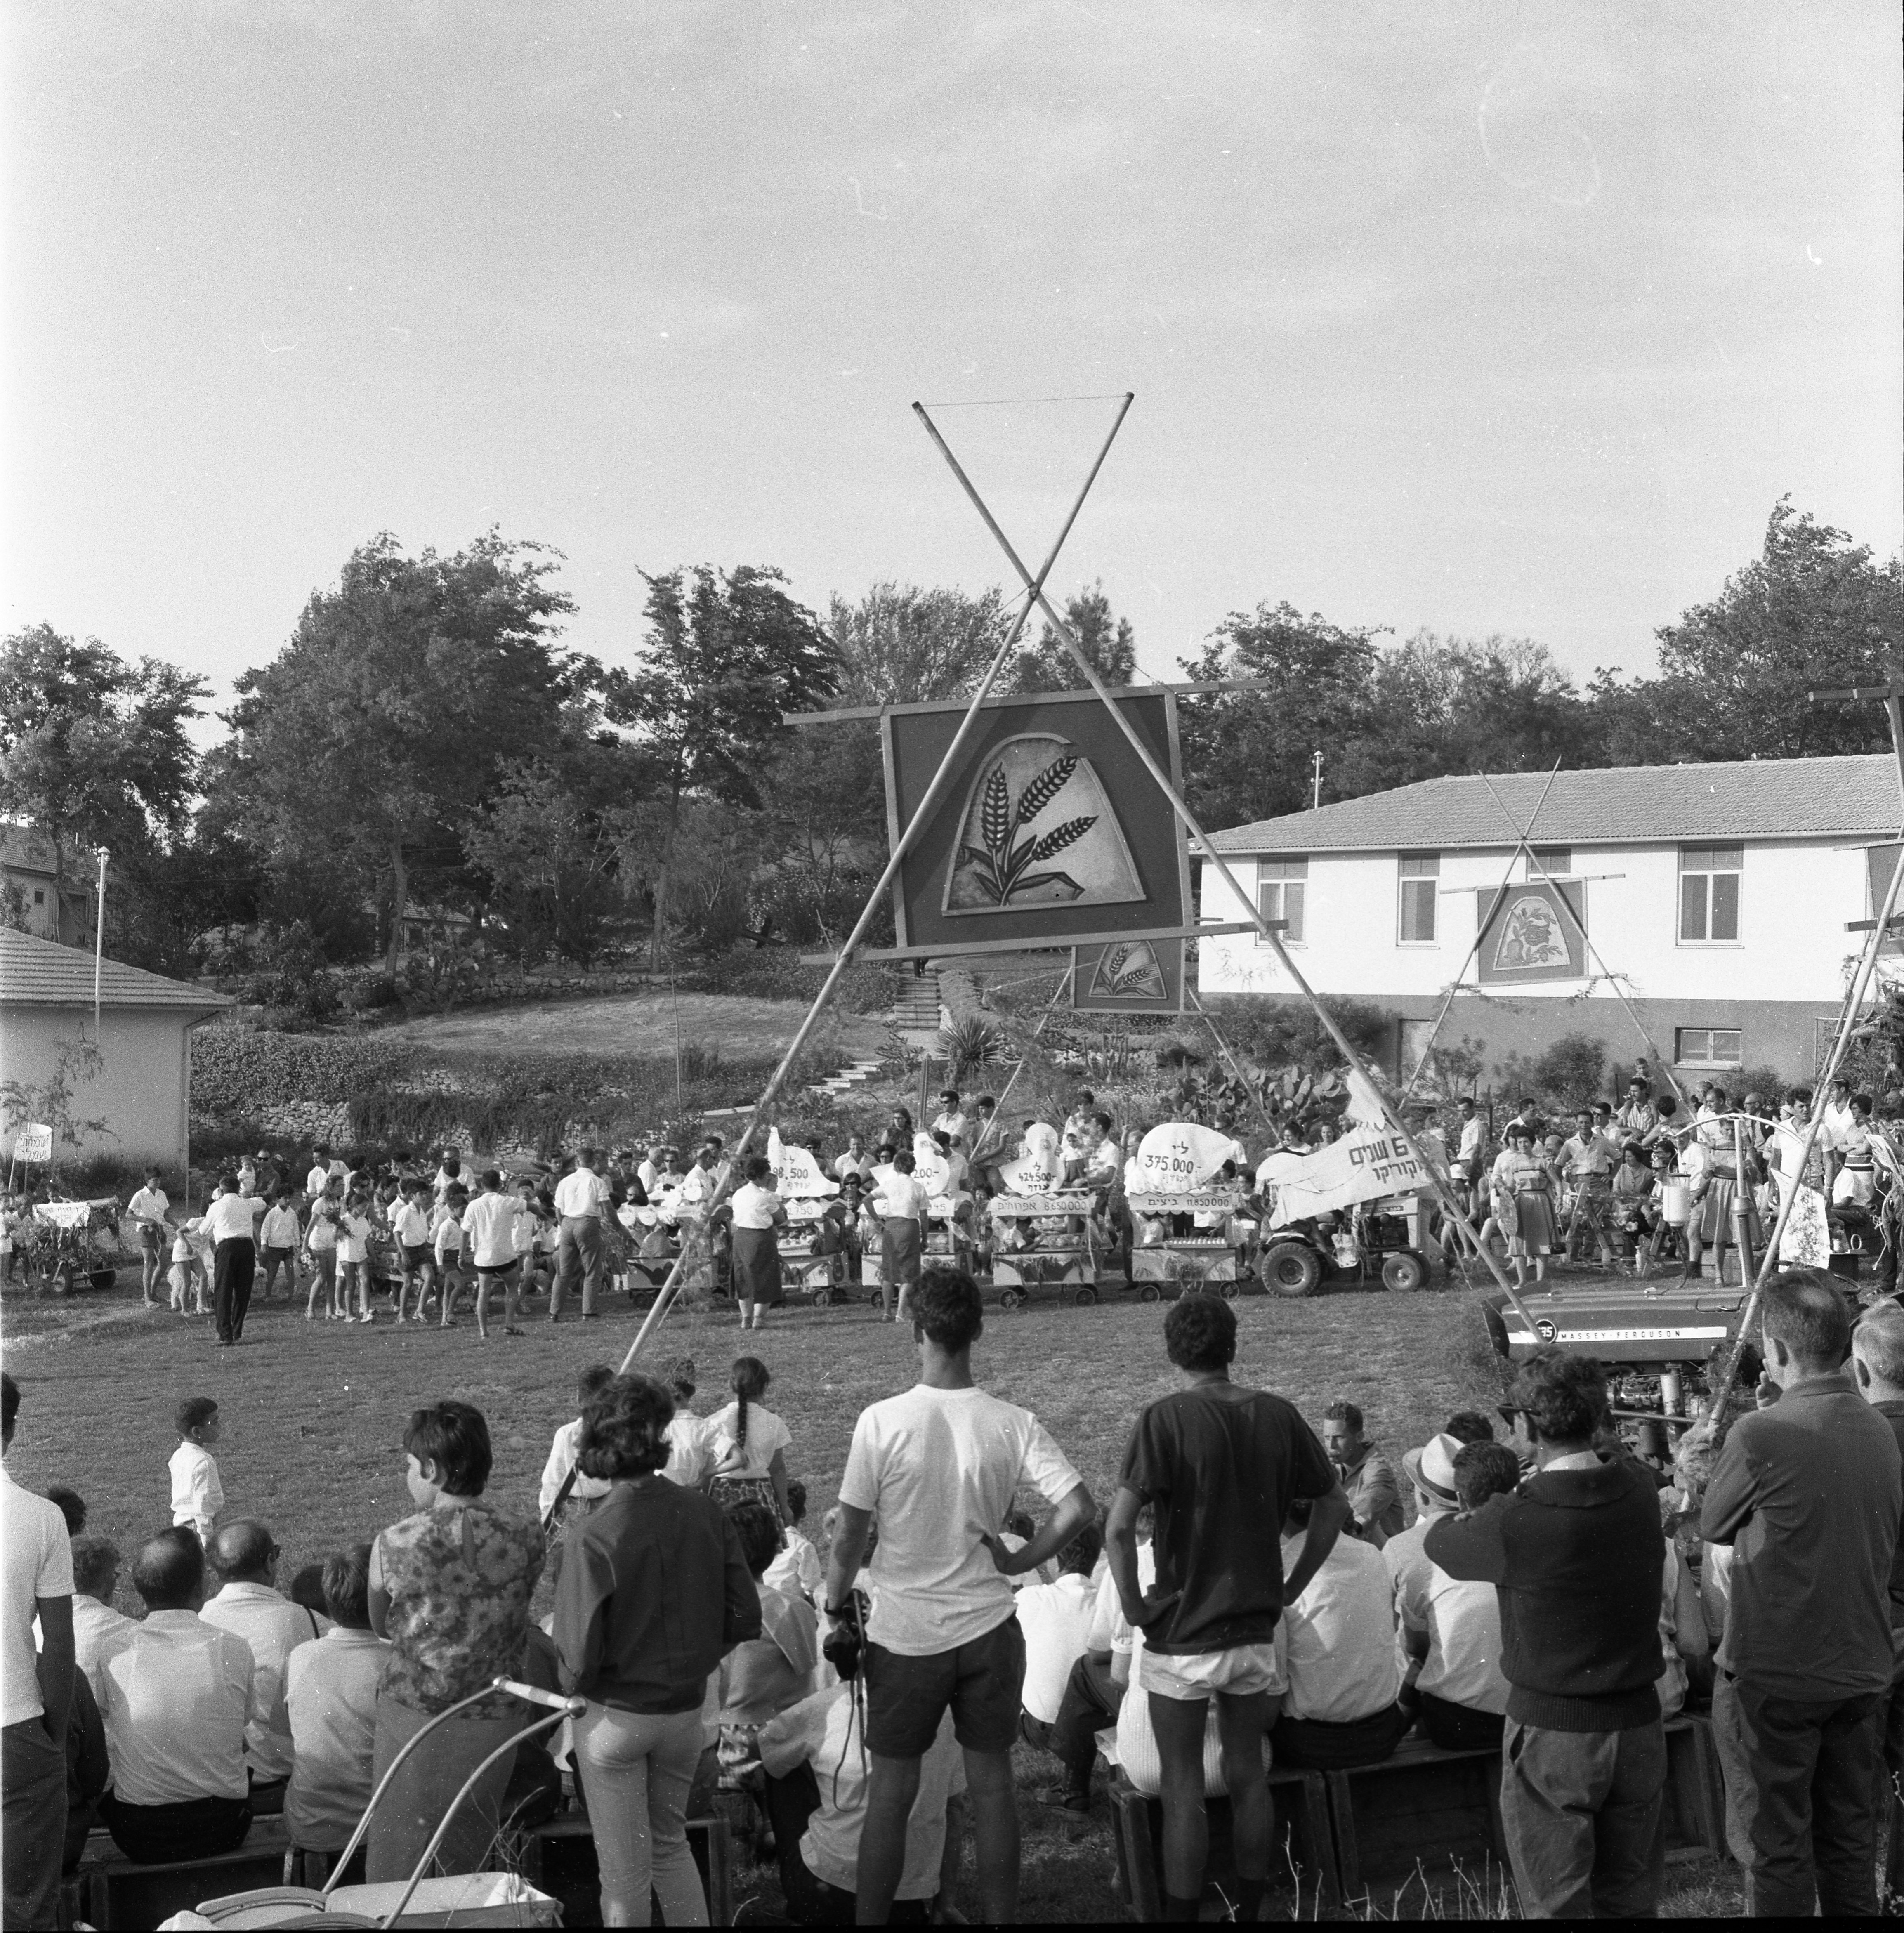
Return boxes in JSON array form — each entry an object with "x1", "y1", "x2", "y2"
[
  {"x1": 1074, "y1": 1285, "x2": 1098, "y2": 1308},
  {"x1": 813, "y1": 1288, "x2": 833, "y2": 1308},
  {"x1": 1139, "y1": 1284, "x2": 1162, "y2": 1303},
  {"x1": 1381, "y1": 1249, "x2": 1429, "y2": 1294},
  {"x1": 1217, "y1": 1279, "x2": 1240, "y2": 1301},
  {"x1": 998, "y1": 1287, "x2": 1025, "y2": 1310},
  {"x1": 1260, "y1": 1240, "x2": 1324, "y2": 1298}
]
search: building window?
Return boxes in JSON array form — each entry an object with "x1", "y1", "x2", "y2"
[
  {"x1": 1680, "y1": 844, "x2": 1742, "y2": 943},
  {"x1": 1523, "y1": 846, "x2": 1571, "y2": 880},
  {"x1": 1676, "y1": 1027, "x2": 1744, "y2": 1069},
  {"x1": 1397, "y1": 854, "x2": 1438, "y2": 944},
  {"x1": 33, "y1": 888, "x2": 45, "y2": 905},
  {"x1": 1257, "y1": 857, "x2": 1306, "y2": 944}
]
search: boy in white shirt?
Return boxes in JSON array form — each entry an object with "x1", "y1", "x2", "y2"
[
  {"x1": 169, "y1": 1398, "x2": 225, "y2": 1544},
  {"x1": 433, "y1": 1191, "x2": 469, "y2": 1328},
  {"x1": 389, "y1": 1181, "x2": 434, "y2": 1322},
  {"x1": 256, "y1": 1189, "x2": 302, "y2": 1302},
  {"x1": 127, "y1": 1167, "x2": 173, "y2": 1305},
  {"x1": 538, "y1": 1364, "x2": 616, "y2": 1532},
  {"x1": 762, "y1": 1479, "x2": 825, "y2": 1603}
]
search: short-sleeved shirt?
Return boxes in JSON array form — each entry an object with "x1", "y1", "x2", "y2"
[
  {"x1": 2, "y1": 1466, "x2": 73, "y2": 1726},
  {"x1": 707, "y1": 1401, "x2": 793, "y2": 1478},
  {"x1": 760, "y1": 1688, "x2": 966, "y2": 1898},
  {"x1": 284, "y1": 1628, "x2": 390, "y2": 1850},
  {"x1": 729, "y1": 1183, "x2": 783, "y2": 1232},
  {"x1": 375, "y1": 1500, "x2": 545, "y2": 1717},
  {"x1": 1118, "y1": 1382, "x2": 1335, "y2": 1654},
  {"x1": 462, "y1": 1192, "x2": 518, "y2": 1269},
  {"x1": 840, "y1": 1383, "x2": 1081, "y2": 1654}
]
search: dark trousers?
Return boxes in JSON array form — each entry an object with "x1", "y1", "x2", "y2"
[
  {"x1": 762, "y1": 1763, "x2": 930, "y2": 1925},
  {"x1": 1270, "y1": 1702, "x2": 1413, "y2": 1770},
  {"x1": 4, "y1": 1717, "x2": 68, "y2": 1931},
  {"x1": 1713, "y1": 1671, "x2": 1883, "y2": 1918},
  {"x1": 1047, "y1": 1650, "x2": 1123, "y2": 1788},
  {"x1": 1501, "y1": 1716, "x2": 1665, "y2": 1919},
  {"x1": 98, "y1": 1789, "x2": 252, "y2": 1865},
  {"x1": 1420, "y1": 1691, "x2": 1507, "y2": 1754},
  {"x1": 213, "y1": 1237, "x2": 256, "y2": 1342}
]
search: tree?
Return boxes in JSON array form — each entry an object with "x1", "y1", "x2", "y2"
[
  {"x1": 1335, "y1": 632, "x2": 1597, "y2": 796},
  {"x1": 464, "y1": 732, "x2": 657, "y2": 963},
  {"x1": 1636, "y1": 498, "x2": 1902, "y2": 762},
  {"x1": 828, "y1": 582, "x2": 1012, "y2": 706},
  {"x1": 223, "y1": 531, "x2": 578, "y2": 971},
  {"x1": 608, "y1": 565, "x2": 838, "y2": 965},
  {"x1": 1008, "y1": 581, "x2": 1137, "y2": 694},
  {"x1": 1175, "y1": 602, "x2": 1387, "y2": 828},
  {"x1": 0, "y1": 624, "x2": 207, "y2": 951}
]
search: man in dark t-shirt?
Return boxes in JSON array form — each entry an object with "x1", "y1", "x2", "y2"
[{"x1": 1104, "y1": 1298, "x2": 1350, "y2": 1923}]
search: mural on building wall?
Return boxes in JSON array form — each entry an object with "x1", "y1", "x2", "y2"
[{"x1": 1477, "y1": 880, "x2": 1587, "y2": 984}]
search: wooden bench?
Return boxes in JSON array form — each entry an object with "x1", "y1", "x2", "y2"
[
  {"x1": 513, "y1": 1810, "x2": 734, "y2": 1926},
  {"x1": 78, "y1": 1815, "x2": 293, "y2": 1930},
  {"x1": 1105, "y1": 1765, "x2": 1340, "y2": 1919},
  {"x1": 1323, "y1": 1714, "x2": 1725, "y2": 1902}
]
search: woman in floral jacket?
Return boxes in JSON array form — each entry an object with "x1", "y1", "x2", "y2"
[{"x1": 366, "y1": 1400, "x2": 545, "y2": 1882}]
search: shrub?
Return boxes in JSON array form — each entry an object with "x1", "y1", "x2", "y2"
[
  {"x1": 1197, "y1": 994, "x2": 1397, "y2": 1074},
  {"x1": 939, "y1": 1015, "x2": 1010, "y2": 1086},
  {"x1": 1532, "y1": 1033, "x2": 1607, "y2": 1111}
]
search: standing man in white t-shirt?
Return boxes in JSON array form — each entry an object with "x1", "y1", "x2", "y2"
[
  {"x1": 551, "y1": 1148, "x2": 611, "y2": 1322},
  {"x1": 2, "y1": 1371, "x2": 75, "y2": 1931},
  {"x1": 825, "y1": 1268, "x2": 1095, "y2": 1925},
  {"x1": 127, "y1": 1167, "x2": 174, "y2": 1306}
]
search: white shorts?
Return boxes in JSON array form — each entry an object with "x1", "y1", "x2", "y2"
[{"x1": 1137, "y1": 1642, "x2": 1285, "y2": 1702}]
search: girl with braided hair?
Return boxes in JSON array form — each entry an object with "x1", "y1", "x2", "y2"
[{"x1": 708, "y1": 1356, "x2": 793, "y2": 1524}]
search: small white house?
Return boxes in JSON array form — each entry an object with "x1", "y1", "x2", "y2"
[
  {"x1": 0, "y1": 930, "x2": 231, "y2": 1175},
  {"x1": 1197, "y1": 754, "x2": 1901, "y2": 1085},
  {"x1": 0, "y1": 826, "x2": 97, "y2": 949}
]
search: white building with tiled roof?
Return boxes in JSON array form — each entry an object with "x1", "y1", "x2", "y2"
[
  {"x1": 1, "y1": 929, "x2": 231, "y2": 1175},
  {"x1": 1196, "y1": 753, "x2": 1902, "y2": 1085}
]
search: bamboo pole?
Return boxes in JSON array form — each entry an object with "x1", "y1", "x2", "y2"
[
  {"x1": 614, "y1": 395, "x2": 1135, "y2": 1374},
  {"x1": 1396, "y1": 761, "x2": 1562, "y2": 1107},
  {"x1": 914, "y1": 404, "x2": 1547, "y2": 1339},
  {"x1": 1474, "y1": 773, "x2": 1688, "y2": 1114}
]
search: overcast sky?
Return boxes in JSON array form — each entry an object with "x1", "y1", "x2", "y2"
[{"x1": 5, "y1": 1, "x2": 1897, "y2": 725}]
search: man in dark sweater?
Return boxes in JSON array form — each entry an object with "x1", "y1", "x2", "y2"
[
  {"x1": 1702, "y1": 1271, "x2": 1902, "y2": 1917},
  {"x1": 1427, "y1": 1348, "x2": 1664, "y2": 1918},
  {"x1": 1852, "y1": 1300, "x2": 1904, "y2": 1804}
]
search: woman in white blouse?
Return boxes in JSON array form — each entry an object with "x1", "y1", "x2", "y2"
[{"x1": 724, "y1": 1156, "x2": 787, "y2": 1331}]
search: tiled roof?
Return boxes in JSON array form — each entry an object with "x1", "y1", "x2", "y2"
[
  {"x1": 1208, "y1": 754, "x2": 1903, "y2": 854},
  {"x1": 0, "y1": 825, "x2": 92, "y2": 876},
  {"x1": 0, "y1": 930, "x2": 232, "y2": 1013}
]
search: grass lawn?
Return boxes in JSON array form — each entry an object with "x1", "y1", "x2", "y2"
[
  {"x1": 370, "y1": 990, "x2": 892, "y2": 1067},
  {"x1": 0, "y1": 1272, "x2": 1742, "y2": 1921}
]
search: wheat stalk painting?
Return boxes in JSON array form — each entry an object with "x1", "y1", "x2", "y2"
[{"x1": 954, "y1": 754, "x2": 1097, "y2": 906}]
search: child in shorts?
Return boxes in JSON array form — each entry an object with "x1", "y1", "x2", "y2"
[
  {"x1": 304, "y1": 1181, "x2": 342, "y2": 1319},
  {"x1": 391, "y1": 1180, "x2": 435, "y2": 1322},
  {"x1": 337, "y1": 1186, "x2": 376, "y2": 1324},
  {"x1": 169, "y1": 1215, "x2": 210, "y2": 1315},
  {"x1": 434, "y1": 1187, "x2": 469, "y2": 1327}
]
